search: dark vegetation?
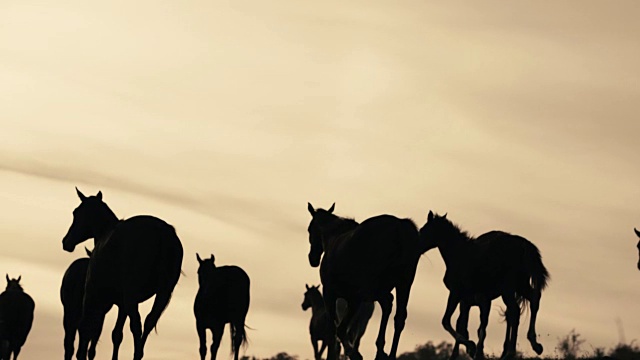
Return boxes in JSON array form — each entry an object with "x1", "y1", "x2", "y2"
[{"x1": 239, "y1": 330, "x2": 640, "y2": 360}]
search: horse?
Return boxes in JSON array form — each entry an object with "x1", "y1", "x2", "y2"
[
  {"x1": 0, "y1": 275, "x2": 35, "y2": 360},
  {"x1": 306, "y1": 203, "x2": 423, "y2": 360},
  {"x1": 60, "y1": 247, "x2": 126, "y2": 360},
  {"x1": 419, "y1": 211, "x2": 549, "y2": 360},
  {"x1": 634, "y1": 228, "x2": 640, "y2": 270},
  {"x1": 302, "y1": 284, "x2": 332, "y2": 360},
  {"x1": 302, "y1": 284, "x2": 374, "y2": 360},
  {"x1": 194, "y1": 253, "x2": 250, "y2": 360},
  {"x1": 61, "y1": 188, "x2": 184, "y2": 360}
]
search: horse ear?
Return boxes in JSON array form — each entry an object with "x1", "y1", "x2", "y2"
[
  {"x1": 5, "y1": 274, "x2": 8, "y2": 283},
  {"x1": 328, "y1": 203, "x2": 335, "y2": 213},
  {"x1": 635, "y1": 228, "x2": 640, "y2": 238},
  {"x1": 17, "y1": 276, "x2": 21, "y2": 282},
  {"x1": 96, "y1": 191, "x2": 103, "y2": 200},
  {"x1": 210, "y1": 254, "x2": 216, "y2": 263},
  {"x1": 305, "y1": 284, "x2": 310, "y2": 290},
  {"x1": 428, "y1": 211, "x2": 434, "y2": 221},
  {"x1": 76, "y1": 187, "x2": 87, "y2": 201},
  {"x1": 85, "y1": 247, "x2": 92, "y2": 257},
  {"x1": 196, "y1": 253, "x2": 203, "y2": 264},
  {"x1": 308, "y1": 202, "x2": 316, "y2": 216},
  {"x1": 443, "y1": 213, "x2": 448, "y2": 219}
]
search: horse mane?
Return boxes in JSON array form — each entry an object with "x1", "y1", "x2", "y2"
[
  {"x1": 440, "y1": 217, "x2": 473, "y2": 243},
  {"x1": 329, "y1": 215, "x2": 359, "y2": 233},
  {"x1": 6, "y1": 282, "x2": 23, "y2": 292}
]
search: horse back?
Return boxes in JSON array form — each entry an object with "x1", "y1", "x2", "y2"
[
  {"x1": 322, "y1": 215, "x2": 420, "y2": 299},
  {"x1": 194, "y1": 266, "x2": 250, "y2": 326},
  {"x1": 87, "y1": 215, "x2": 183, "y2": 304},
  {"x1": 445, "y1": 230, "x2": 539, "y2": 296},
  {"x1": 0, "y1": 291, "x2": 35, "y2": 346},
  {"x1": 60, "y1": 257, "x2": 89, "y2": 307}
]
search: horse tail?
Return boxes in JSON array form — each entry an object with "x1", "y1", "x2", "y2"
[
  {"x1": 149, "y1": 225, "x2": 184, "y2": 333},
  {"x1": 524, "y1": 241, "x2": 550, "y2": 292},
  {"x1": 230, "y1": 322, "x2": 249, "y2": 354},
  {"x1": 162, "y1": 227, "x2": 184, "y2": 311}
]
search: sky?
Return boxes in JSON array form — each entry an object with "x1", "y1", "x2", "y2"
[{"x1": 1, "y1": 0, "x2": 640, "y2": 359}]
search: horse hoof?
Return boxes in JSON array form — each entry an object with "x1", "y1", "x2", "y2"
[
  {"x1": 465, "y1": 341, "x2": 477, "y2": 358},
  {"x1": 532, "y1": 343, "x2": 543, "y2": 355},
  {"x1": 349, "y1": 351, "x2": 364, "y2": 360},
  {"x1": 375, "y1": 351, "x2": 389, "y2": 360},
  {"x1": 474, "y1": 352, "x2": 485, "y2": 360},
  {"x1": 499, "y1": 352, "x2": 514, "y2": 360}
]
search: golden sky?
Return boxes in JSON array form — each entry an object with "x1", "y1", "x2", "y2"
[{"x1": 1, "y1": 0, "x2": 640, "y2": 359}]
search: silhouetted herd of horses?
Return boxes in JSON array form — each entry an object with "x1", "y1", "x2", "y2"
[{"x1": 0, "y1": 189, "x2": 636, "y2": 360}]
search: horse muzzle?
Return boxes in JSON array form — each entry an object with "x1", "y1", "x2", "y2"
[
  {"x1": 62, "y1": 238, "x2": 76, "y2": 252},
  {"x1": 308, "y1": 253, "x2": 321, "y2": 268}
]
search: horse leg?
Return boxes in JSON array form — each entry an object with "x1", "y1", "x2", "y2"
[
  {"x1": 500, "y1": 305, "x2": 512, "y2": 360},
  {"x1": 126, "y1": 305, "x2": 143, "y2": 360},
  {"x1": 336, "y1": 300, "x2": 361, "y2": 360},
  {"x1": 388, "y1": 279, "x2": 414, "y2": 360},
  {"x1": 63, "y1": 308, "x2": 79, "y2": 360},
  {"x1": 77, "y1": 302, "x2": 109, "y2": 360},
  {"x1": 352, "y1": 302, "x2": 373, "y2": 356},
  {"x1": 522, "y1": 286, "x2": 543, "y2": 355},
  {"x1": 111, "y1": 307, "x2": 127, "y2": 360},
  {"x1": 311, "y1": 337, "x2": 320, "y2": 360},
  {"x1": 442, "y1": 292, "x2": 476, "y2": 358},
  {"x1": 500, "y1": 294, "x2": 520, "y2": 360},
  {"x1": 374, "y1": 293, "x2": 393, "y2": 360},
  {"x1": 196, "y1": 323, "x2": 207, "y2": 360},
  {"x1": 322, "y1": 288, "x2": 340, "y2": 360},
  {"x1": 88, "y1": 307, "x2": 108, "y2": 360},
  {"x1": 209, "y1": 322, "x2": 225, "y2": 360},
  {"x1": 474, "y1": 300, "x2": 491, "y2": 360},
  {"x1": 450, "y1": 301, "x2": 470, "y2": 360},
  {"x1": 318, "y1": 340, "x2": 327, "y2": 360},
  {"x1": 11, "y1": 346, "x2": 20, "y2": 360},
  {"x1": 140, "y1": 290, "x2": 172, "y2": 356}
]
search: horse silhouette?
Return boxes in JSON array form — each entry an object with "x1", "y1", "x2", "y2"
[
  {"x1": 194, "y1": 253, "x2": 250, "y2": 360},
  {"x1": 60, "y1": 247, "x2": 127, "y2": 360},
  {"x1": 306, "y1": 203, "x2": 423, "y2": 360},
  {"x1": 61, "y1": 188, "x2": 183, "y2": 360},
  {"x1": 302, "y1": 284, "x2": 373, "y2": 360},
  {"x1": 634, "y1": 228, "x2": 640, "y2": 270},
  {"x1": 302, "y1": 284, "x2": 333, "y2": 360},
  {"x1": 0, "y1": 275, "x2": 35, "y2": 360},
  {"x1": 419, "y1": 211, "x2": 549, "y2": 360}
]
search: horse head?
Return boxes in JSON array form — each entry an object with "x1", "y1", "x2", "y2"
[
  {"x1": 301, "y1": 284, "x2": 321, "y2": 311},
  {"x1": 196, "y1": 253, "x2": 217, "y2": 287},
  {"x1": 419, "y1": 210, "x2": 450, "y2": 252},
  {"x1": 5, "y1": 274, "x2": 22, "y2": 291},
  {"x1": 306, "y1": 202, "x2": 335, "y2": 268},
  {"x1": 635, "y1": 228, "x2": 640, "y2": 271},
  {"x1": 62, "y1": 187, "x2": 115, "y2": 252}
]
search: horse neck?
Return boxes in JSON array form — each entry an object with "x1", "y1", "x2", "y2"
[
  {"x1": 93, "y1": 207, "x2": 119, "y2": 243},
  {"x1": 437, "y1": 230, "x2": 470, "y2": 268},
  {"x1": 323, "y1": 218, "x2": 357, "y2": 250},
  {"x1": 309, "y1": 291, "x2": 325, "y2": 314},
  {"x1": 6, "y1": 285, "x2": 23, "y2": 292}
]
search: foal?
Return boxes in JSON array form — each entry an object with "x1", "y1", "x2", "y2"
[
  {"x1": 302, "y1": 284, "x2": 374, "y2": 360},
  {"x1": 419, "y1": 211, "x2": 549, "y2": 360},
  {"x1": 194, "y1": 253, "x2": 250, "y2": 360},
  {"x1": 0, "y1": 275, "x2": 35, "y2": 360},
  {"x1": 61, "y1": 248, "x2": 126, "y2": 360}
]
